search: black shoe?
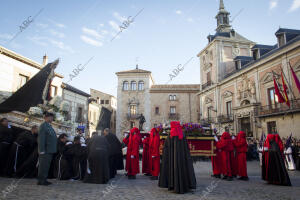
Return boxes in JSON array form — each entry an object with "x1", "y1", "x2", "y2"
[
  {"x1": 128, "y1": 175, "x2": 136, "y2": 179},
  {"x1": 227, "y1": 177, "x2": 233, "y2": 181},
  {"x1": 37, "y1": 181, "x2": 51, "y2": 186},
  {"x1": 222, "y1": 176, "x2": 228, "y2": 180},
  {"x1": 144, "y1": 173, "x2": 151, "y2": 176},
  {"x1": 150, "y1": 176, "x2": 158, "y2": 180},
  {"x1": 215, "y1": 174, "x2": 221, "y2": 179},
  {"x1": 240, "y1": 176, "x2": 249, "y2": 181}
]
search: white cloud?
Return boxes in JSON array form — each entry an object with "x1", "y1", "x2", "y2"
[
  {"x1": 36, "y1": 23, "x2": 48, "y2": 29},
  {"x1": 109, "y1": 20, "x2": 120, "y2": 32},
  {"x1": 175, "y1": 10, "x2": 182, "y2": 15},
  {"x1": 28, "y1": 36, "x2": 49, "y2": 46},
  {"x1": 0, "y1": 33, "x2": 13, "y2": 40},
  {"x1": 269, "y1": 0, "x2": 278, "y2": 10},
  {"x1": 289, "y1": 0, "x2": 300, "y2": 12},
  {"x1": 113, "y1": 12, "x2": 127, "y2": 22},
  {"x1": 101, "y1": 30, "x2": 109, "y2": 35},
  {"x1": 50, "y1": 29, "x2": 65, "y2": 38},
  {"x1": 48, "y1": 19, "x2": 66, "y2": 28},
  {"x1": 187, "y1": 17, "x2": 194, "y2": 23},
  {"x1": 82, "y1": 27, "x2": 103, "y2": 40},
  {"x1": 99, "y1": 23, "x2": 104, "y2": 27},
  {"x1": 80, "y1": 35, "x2": 103, "y2": 47},
  {"x1": 49, "y1": 39, "x2": 74, "y2": 53},
  {"x1": 28, "y1": 35, "x2": 74, "y2": 53}
]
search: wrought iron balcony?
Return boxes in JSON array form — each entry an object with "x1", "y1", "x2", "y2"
[
  {"x1": 200, "y1": 117, "x2": 214, "y2": 124},
  {"x1": 255, "y1": 99, "x2": 300, "y2": 117},
  {"x1": 168, "y1": 113, "x2": 180, "y2": 120},
  {"x1": 217, "y1": 115, "x2": 233, "y2": 123},
  {"x1": 201, "y1": 81, "x2": 213, "y2": 90}
]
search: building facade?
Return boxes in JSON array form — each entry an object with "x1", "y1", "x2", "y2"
[
  {"x1": 89, "y1": 88, "x2": 117, "y2": 134},
  {"x1": 198, "y1": 0, "x2": 300, "y2": 138},
  {"x1": 115, "y1": 66, "x2": 200, "y2": 138},
  {"x1": 61, "y1": 83, "x2": 90, "y2": 136}
]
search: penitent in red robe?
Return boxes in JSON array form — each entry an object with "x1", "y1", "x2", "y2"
[
  {"x1": 211, "y1": 140, "x2": 222, "y2": 175},
  {"x1": 216, "y1": 132, "x2": 234, "y2": 177},
  {"x1": 149, "y1": 128, "x2": 160, "y2": 177},
  {"x1": 124, "y1": 127, "x2": 141, "y2": 176},
  {"x1": 142, "y1": 136, "x2": 150, "y2": 174},
  {"x1": 233, "y1": 131, "x2": 248, "y2": 178}
]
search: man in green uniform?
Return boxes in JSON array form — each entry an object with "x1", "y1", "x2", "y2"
[{"x1": 37, "y1": 112, "x2": 57, "y2": 186}]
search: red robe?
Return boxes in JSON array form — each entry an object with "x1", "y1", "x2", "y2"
[
  {"x1": 142, "y1": 137, "x2": 150, "y2": 174},
  {"x1": 211, "y1": 141, "x2": 222, "y2": 175},
  {"x1": 149, "y1": 128, "x2": 160, "y2": 177},
  {"x1": 216, "y1": 132, "x2": 234, "y2": 177},
  {"x1": 125, "y1": 127, "x2": 141, "y2": 176},
  {"x1": 233, "y1": 131, "x2": 248, "y2": 177}
]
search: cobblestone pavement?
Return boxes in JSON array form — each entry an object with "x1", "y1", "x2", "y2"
[{"x1": 0, "y1": 161, "x2": 300, "y2": 200}]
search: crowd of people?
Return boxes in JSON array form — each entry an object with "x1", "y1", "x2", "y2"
[
  {"x1": 1, "y1": 112, "x2": 299, "y2": 193},
  {"x1": 0, "y1": 113, "x2": 124, "y2": 186}
]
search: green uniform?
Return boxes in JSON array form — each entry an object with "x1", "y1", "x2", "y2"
[{"x1": 37, "y1": 122, "x2": 57, "y2": 183}]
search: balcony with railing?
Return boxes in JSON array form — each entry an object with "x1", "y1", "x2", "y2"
[
  {"x1": 201, "y1": 81, "x2": 213, "y2": 90},
  {"x1": 255, "y1": 99, "x2": 300, "y2": 117},
  {"x1": 127, "y1": 113, "x2": 139, "y2": 120},
  {"x1": 217, "y1": 114, "x2": 233, "y2": 123},
  {"x1": 200, "y1": 117, "x2": 214, "y2": 124},
  {"x1": 168, "y1": 113, "x2": 180, "y2": 120}
]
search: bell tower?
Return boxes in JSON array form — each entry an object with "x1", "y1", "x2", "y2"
[{"x1": 216, "y1": 0, "x2": 231, "y2": 32}]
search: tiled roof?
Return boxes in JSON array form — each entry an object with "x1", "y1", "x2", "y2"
[{"x1": 116, "y1": 68, "x2": 151, "y2": 74}]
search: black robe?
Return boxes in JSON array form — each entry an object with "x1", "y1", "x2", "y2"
[
  {"x1": 266, "y1": 140, "x2": 291, "y2": 186},
  {"x1": 4, "y1": 131, "x2": 37, "y2": 177},
  {"x1": 0, "y1": 125, "x2": 14, "y2": 176},
  {"x1": 84, "y1": 136, "x2": 110, "y2": 184},
  {"x1": 105, "y1": 133, "x2": 124, "y2": 178},
  {"x1": 158, "y1": 136, "x2": 196, "y2": 194},
  {"x1": 52, "y1": 141, "x2": 73, "y2": 180},
  {"x1": 67, "y1": 143, "x2": 87, "y2": 180},
  {"x1": 16, "y1": 147, "x2": 39, "y2": 178}
]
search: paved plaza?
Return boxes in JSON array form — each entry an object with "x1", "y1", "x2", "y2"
[{"x1": 0, "y1": 161, "x2": 300, "y2": 200}]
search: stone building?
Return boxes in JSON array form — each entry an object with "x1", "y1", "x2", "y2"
[
  {"x1": 61, "y1": 83, "x2": 90, "y2": 136},
  {"x1": 89, "y1": 88, "x2": 117, "y2": 134},
  {"x1": 197, "y1": 0, "x2": 300, "y2": 138},
  {"x1": 0, "y1": 45, "x2": 63, "y2": 102},
  {"x1": 115, "y1": 66, "x2": 200, "y2": 138}
]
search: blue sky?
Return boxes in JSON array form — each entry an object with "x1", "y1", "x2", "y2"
[{"x1": 1, "y1": 0, "x2": 300, "y2": 96}]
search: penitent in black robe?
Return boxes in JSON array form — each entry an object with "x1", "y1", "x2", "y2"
[
  {"x1": 16, "y1": 147, "x2": 39, "y2": 178},
  {"x1": 5, "y1": 131, "x2": 37, "y2": 177},
  {"x1": 105, "y1": 132, "x2": 124, "y2": 178},
  {"x1": 266, "y1": 140, "x2": 291, "y2": 186},
  {"x1": 84, "y1": 136, "x2": 110, "y2": 184},
  {"x1": 0, "y1": 125, "x2": 14, "y2": 176},
  {"x1": 158, "y1": 136, "x2": 196, "y2": 194},
  {"x1": 68, "y1": 143, "x2": 87, "y2": 180},
  {"x1": 52, "y1": 141, "x2": 73, "y2": 180}
]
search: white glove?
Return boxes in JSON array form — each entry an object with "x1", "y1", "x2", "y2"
[
  {"x1": 81, "y1": 143, "x2": 87, "y2": 147},
  {"x1": 232, "y1": 136, "x2": 235, "y2": 140},
  {"x1": 130, "y1": 155, "x2": 135, "y2": 159},
  {"x1": 66, "y1": 142, "x2": 72, "y2": 145},
  {"x1": 125, "y1": 133, "x2": 128, "y2": 138},
  {"x1": 152, "y1": 156, "x2": 155, "y2": 158},
  {"x1": 214, "y1": 136, "x2": 219, "y2": 142},
  {"x1": 40, "y1": 152, "x2": 45, "y2": 155},
  {"x1": 263, "y1": 147, "x2": 268, "y2": 151},
  {"x1": 285, "y1": 147, "x2": 292, "y2": 154},
  {"x1": 80, "y1": 137, "x2": 85, "y2": 144}
]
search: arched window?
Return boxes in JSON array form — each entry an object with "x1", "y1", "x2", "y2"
[
  {"x1": 123, "y1": 81, "x2": 129, "y2": 90},
  {"x1": 131, "y1": 81, "x2": 137, "y2": 90},
  {"x1": 138, "y1": 81, "x2": 144, "y2": 90},
  {"x1": 169, "y1": 95, "x2": 176, "y2": 101}
]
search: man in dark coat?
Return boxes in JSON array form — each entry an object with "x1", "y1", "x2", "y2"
[
  {"x1": 37, "y1": 112, "x2": 57, "y2": 186},
  {"x1": 103, "y1": 128, "x2": 124, "y2": 178},
  {"x1": 0, "y1": 118, "x2": 14, "y2": 176},
  {"x1": 5, "y1": 125, "x2": 38, "y2": 177},
  {"x1": 69, "y1": 136, "x2": 88, "y2": 180},
  {"x1": 53, "y1": 134, "x2": 73, "y2": 180},
  {"x1": 158, "y1": 121, "x2": 196, "y2": 194},
  {"x1": 262, "y1": 133, "x2": 291, "y2": 186},
  {"x1": 84, "y1": 135, "x2": 110, "y2": 184}
]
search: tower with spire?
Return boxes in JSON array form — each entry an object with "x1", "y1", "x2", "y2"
[{"x1": 216, "y1": 0, "x2": 231, "y2": 32}]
